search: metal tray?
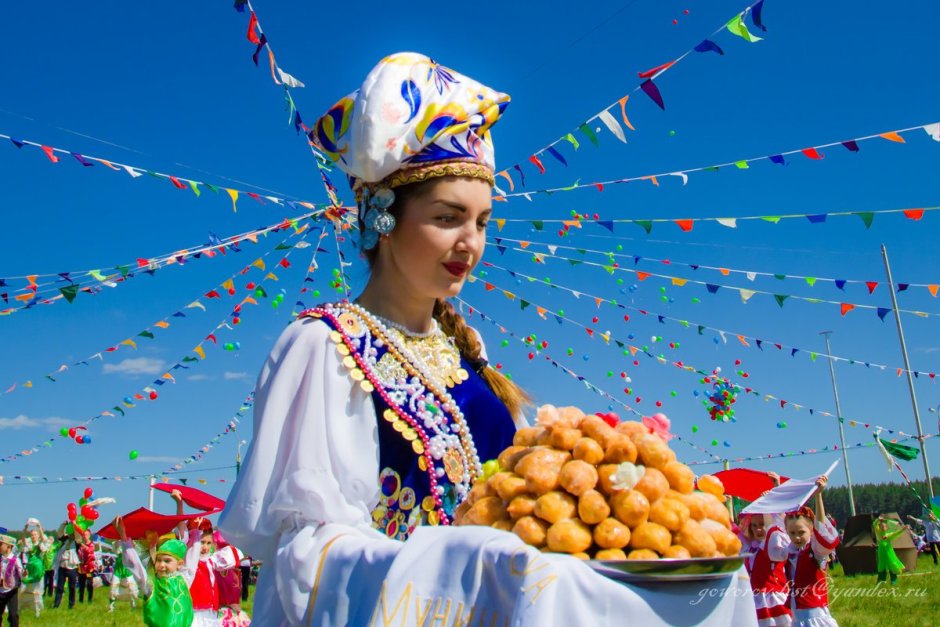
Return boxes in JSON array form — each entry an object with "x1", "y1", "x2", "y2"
[{"x1": 588, "y1": 555, "x2": 749, "y2": 583}]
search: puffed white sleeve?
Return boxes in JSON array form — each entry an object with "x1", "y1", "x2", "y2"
[
  {"x1": 219, "y1": 316, "x2": 383, "y2": 561},
  {"x1": 810, "y1": 516, "x2": 840, "y2": 565}
]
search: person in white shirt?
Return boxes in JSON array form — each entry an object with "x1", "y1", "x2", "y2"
[
  {"x1": 51, "y1": 525, "x2": 81, "y2": 610},
  {"x1": 0, "y1": 534, "x2": 24, "y2": 626},
  {"x1": 907, "y1": 511, "x2": 940, "y2": 565}
]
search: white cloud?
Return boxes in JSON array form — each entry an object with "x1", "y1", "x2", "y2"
[
  {"x1": 103, "y1": 357, "x2": 167, "y2": 375},
  {"x1": 134, "y1": 455, "x2": 181, "y2": 463},
  {"x1": 914, "y1": 346, "x2": 940, "y2": 354},
  {"x1": 224, "y1": 371, "x2": 249, "y2": 381},
  {"x1": 187, "y1": 374, "x2": 212, "y2": 381},
  {"x1": 0, "y1": 415, "x2": 71, "y2": 431}
]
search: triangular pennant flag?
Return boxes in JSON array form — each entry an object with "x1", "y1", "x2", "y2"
[
  {"x1": 855, "y1": 212, "x2": 874, "y2": 229},
  {"x1": 773, "y1": 294, "x2": 789, "y2": 307},
  {"x1": 751, "y1": 0, "x2": 768, "y2": 31},
  {"x1": 638, "y1": 60, "x2": 676, "y2": 79},
  {"x1": 578, "y1": 124, "x2": 599, "y2": 147},
  {"x1": 739, "y1": 289, "x2": 756, "y2": 303},
  {"x1": 716, "y1": 218, "x2": 737, "y2": 229},
  {"x1": 880, "y1": 131, "x2": 905, "y2": 143},
  {"x1": 635, "y1": 220, "x2": 652, "y2": 234},
  {"x1": 876, "y1": 307, "x2": 890, "y2": 321},
  {"x1": 597, "y1": 110, "x2": 626, "y2": 143},
  {"x1": 865, "y1": 282, "x2": 878, "y2": 294},
  {"x1": 923, "y1": 123, "x2": 940, "y2": 141},
  {"x1": 636, "y1": 271, "x2": 651, "y2": 281},
  {"x1": 616, "y1": 96, "x2": 635, "y2": 131},
  {"x1": 769, "y1": 154, "x2": 786, "y2": 165},
  {"x1": 528, "y1": 155, "x2": 545, "y2": 174},
  {"x1": 927, "y1": 284, "x2": 939, "y2": 297},
  {"x1": 726, "y1": 13, "x2": 763, "y2": 42},
  {"x1": 801, "y1": 147, "x2": 824, "y2": 160},
  {"x1": 705, "y1": 284, "x2": 720, "y2": 294},
  {"x1": 806, "y1": 214, "x2": 827, "y2": 224},
  {"x1": 226, "y1": 189, "x2": 239, "y2": 212},
  {"x1": 71, "y1": 152, "x2": 94, "y2": 167},
  {"x1": 40, "y1": 146, "x2": 60, "y2": 163},
  {"x1": 496, "y1": 171, "x2": 514, "y2": 192},
  {"x1": 246, "y1": 11, "x2": 262, "y2": 44},
  {"x1": 841, "y1": 140, "x2": 860, "y2": 152},
  {"x1": 674, "y1": 219, "x2": 694, "y2": 232},
  {"x1": 546, "y1": 146, "x2": 568, "y2": 166},
  {"x1": 902, "y1": 208, "x2": 924, "y2": 220},
  {"x1": 840, "y1": 303, "x2": 855, "y2": 316},
  {"x1": 694, "y1": 39, "x2": 724, "y2": 55},
  {"x1": 640, "y1": 80, "x2": 665, "y2": 110},
  {"x1": 59, "y1": 285, "x2": 79, "y2": 303}
]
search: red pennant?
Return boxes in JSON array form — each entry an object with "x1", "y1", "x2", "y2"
[
  {"x1": 279, "y1": 258, "x2": 291, "y2": 268},
  {"x1": 840, "y1": 303, "x2": 855, "y2": 316},
  {"x1": 168, "y1": 176, "x2": 187, "y2": 189},
  {"x1": 246, "y1": 12, "x2": 262, "y2": 44},
  {"x1": 902, "y1": 208, "x2": 925, "y2": 220},
  {"x1": 247, "y1": 192, "x2": 266, "y2": 204},
  {"x1": 136, "y1": 258, "x2": 151, "y2": 268},
  {"x1": 865, "y1": 281, "x2": 878, "y2": 294},
  {"x1": 593, "y1": 183, "x2": 605, "y2": 192},
  {"x1": 638, "y1": 60, "x2": 676, "y2": 79},
  {"x1": 205, "y1": 290, "x2": 221, "y2": 299},
  {"x1": 780, "y1": 400, "x2": 787, "y2": 408},
  {"x1": 528, "y1": 155, "x2": 546, "y2": 174},
  {"x1": 40, "y1": 145, "x2": 60, "y2": 163},
  {"x1": 801, "y1": 147, "x2": 824, "y2": 160},
  {"x1": 206, "y1": 334, "x2": 218, "y2": 344},
  {"x1": 674, "y1": 219, "x2": 694, "y2": 232},
  {"x1": 636, "y1": 272, "x2": 651, "y2": 281},
  {"x1": 484, "y1": 283, "x2": 495, "y2": 291}
]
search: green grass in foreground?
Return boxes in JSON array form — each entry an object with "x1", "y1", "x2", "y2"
[
  {"x1": 829, "y1": 553, "x2": 939, "y2": 627},
  {"x1": 9, "y1": 555, "x2": 939, "y2": 625},
  {"x1": 15, "y1": 586, "x2": 254, "y2": 627}
]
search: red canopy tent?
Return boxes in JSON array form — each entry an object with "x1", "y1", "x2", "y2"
[{"x1": 95, "y1": 484, "x2": 225, "y2": 540}]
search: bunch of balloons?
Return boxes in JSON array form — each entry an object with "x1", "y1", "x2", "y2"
[
  {"x1": 59, "y1": 425, "x2": 91, "y2": 445},
  {"x1": 701, "y1": 369, "x2": 739, "y2": 423},
  {"x1": 64, "y1": 487, "x2": 99, "y2": 535}
]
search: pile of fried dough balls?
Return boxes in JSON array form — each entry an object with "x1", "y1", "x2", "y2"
[{"x1": 454, "y1": 405, "x2": 741, "y2": 561}]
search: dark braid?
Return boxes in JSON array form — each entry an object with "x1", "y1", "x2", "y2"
[{"x1": 433, "y1": 299, "x2": 530, "y2": 418}]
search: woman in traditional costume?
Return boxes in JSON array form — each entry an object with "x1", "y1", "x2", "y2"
[
  {"x1": 872, "y1": 515, "x2": 907, "y2": 585},
  {"x1": 17, "y1": 519, "x2": 51, "y2": 617},
  {"x1": 220, "y1": 52, "x2": 758, "y2": 627}
]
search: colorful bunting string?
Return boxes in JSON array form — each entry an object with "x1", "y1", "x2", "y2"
[
  {"x1": 0, "y1": 227, "x2": 314, "y2": 464},
  {"x1": 160, "y1": 391, "x2": 253, "y2": 474},
  {"x1": 0, "y1": 213, "x2": 317, "y2": 316},
  {"x1": 492, "y1": 205, "x2": 938, "y2": 234},
  {"x1": 0, "y1": 464, "x2": 238, "y2": 487},
  {"x1": 496, "y1": 122, "x2": 940, "y2": 199},
  {"x1": 457, "y1": 298, "x2": 723, "y2": 462},
  {"x1": 1, "y1": 222, "x2": 315, "y2": 398},
  {"x1": 485, "y1": 240, "x2": 940, "y2": 320},
  {"x1": 0, "y1": 132, "x2": 323, "y2": 213},
  {"x1": 465, "y1": 274, "x2": 929, "y2": 443},
  {"x1": 685, "y1": 434, "x2": 934, "y2": 467},
  {"x1": 490, "y1": 236, "x2": 940, "y2": 298},
  {"x1": 496, "y1": 0, "x2": 769, "y2": 189}
]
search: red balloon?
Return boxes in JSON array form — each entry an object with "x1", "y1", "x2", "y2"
[
  {"x1": 81, "y1": 505, "x2": 95, "y2": 519},
  {"x1": 75, "y1": 435, "x2": 84, "y2": 444},
  {"x1": 87, "y1": 509, "x2": 99, "y2": 521},
  {"x1": 68, "y1": 428, "x2": 76, "y2": 438},
  {"x1": 83, "y1": 487, "x2": 93, "y2": 499}
]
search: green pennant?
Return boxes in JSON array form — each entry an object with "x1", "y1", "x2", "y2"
[
  {"x1": 138, "y1": 330, "x2": 155, "y2": 339},
  {"x1": 774, "y1": 294, "x2": 789, "y2": 307},
  {"x1": 182, "y1": 356, "x2": 198, "y2": 363},
  {"x1": 805, "y1": 277, "x2": 817, "y2": 286},
  {"x1": 855, "y1": 212, "x2": 874, "y2": 229},
  {"x1": 203, "y1": 183, "x2": 220, "y2": 193},
  {"x1": 560, "y1": 179, "x2": 581, "y2": 191},
  {"x1": 275, "y1": 243, "x2": 293, "y2": 250},
  {"x1": 113, "y1": 406, "x2": 125, "y2": 416},
  {"x1": 520, "y1": 300, "x2": 531, "y2": 310},
  {"x1": 578, "y1": 124, "x2": 599, "y2": 147},
  {"x1": 568, "y1": 260, "x2": 582, "y2": 266},
  {"x1": 117, "y1": 265, "x2": 131, "y2": 278},
  {"x1": 603, "y1": 265, "x2": 615, "y2": 274},
  {"x1": 531, "y1": 221, "x2": 544, "y2": 231},
  {"x1": 564, "y1": 133, "x2": 580, "y2": 150},
  {"x1": 45, "y1": 375, "x2": 55, "y2": 382},
  {"x1": 704, "y1": 166, "x2": 720, "y2": 172},
  {"x1": 879, "y1": 438, "x2": 920, "y2": 461},
  {"x1": 577, "y1": 249, "x2": 587, "y2": 255},
  {"x1": 774, "y1": 274, "x2": 787, "y2": 281},
  {"x1": 634, "y1": 220, "x2": 653, "y2": 234},
  {"x1": 810, "y1": 352, "x2": 818, "y2": 362},
  {"x1": 679, "y1": 320, "x2": 689, "y2": 327},
  {"x1": 697, "y1": 325, "x2": 705, "y2": 335},
  {"x1": 761, "y1": 216, "x2": 781, "y2": 224},
  {"x1": 59, "y1": 285, "x2": 79, "y2": 303},
  {"x1": 614, "y1": 340, "x2": 625, "y2": 349}
]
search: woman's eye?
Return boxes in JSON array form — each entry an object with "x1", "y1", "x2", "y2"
[{"x1": 437, "y1": 215, "x2": 457, "y2": 223}]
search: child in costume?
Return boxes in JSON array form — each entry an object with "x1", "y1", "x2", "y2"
[
  {"x1": 189, "y1": 522, "x2": 222, "y2": 627},
  {"x1": 742, "y1": 472, "x2": 791, "y2": 626},
  {"x1": 17, "y1": 520, "x2": 51, "y2": 617},
  {"x1": 0, "y1": 534, "x2": 23, "y2": 626},
  {"x1": 115, "y1": 514, "x2": 201, "y2": 627},
  {"x1": 108, "y1": 544, "x2": 139, "y2": 612},
  {"x1": 784, "y1": 475, "x2": 839, "y2": 627},
  {"x1": 873, "y1": 515, "x2": 907, "y2": 585},
  {"x1": 75, "y1": 529, "x2": 97, "y2": 604},
  {"x1": 211, "y1": 531, "x2": 250, "y2": 627},
  {"x1": 907, "y1": 511, "x2": 940, "y2": 565}
]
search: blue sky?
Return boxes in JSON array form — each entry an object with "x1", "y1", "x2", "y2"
[{"x1": 2, "y1": 0, "x2": 939, "y2": 529}]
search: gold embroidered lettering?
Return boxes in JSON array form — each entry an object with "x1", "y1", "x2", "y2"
[
  {"x1": 452, "y1": 602, "x2": 475, "y2": 627},
  {"x1": 429, "y1": 597, "x2": 452, "y2": 626},
  {"x1": 508, "y1": 547, "x2": 551, "y2": 577},
  {"x1": 415, "y1": 596, "x2": 434, "y2": 626},
  {"x1": 521, "y1": 575, "x2": 558, "y2": 606},
  {"x1": 369, "y1": 581, "x2": 412, "y2": 627}
]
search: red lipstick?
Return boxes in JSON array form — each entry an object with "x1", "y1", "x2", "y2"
[{"x1": 443, "y1": 262, "x2": 470, "y2": 277}]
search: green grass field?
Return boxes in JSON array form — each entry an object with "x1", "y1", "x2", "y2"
[{"x1": 9, "y1": 555, "x2": 939, "y2": 625}]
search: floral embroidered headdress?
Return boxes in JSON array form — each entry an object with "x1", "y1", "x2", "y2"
[{"x1": 312, "y1": 52, "x2": 510, "y2": 248}]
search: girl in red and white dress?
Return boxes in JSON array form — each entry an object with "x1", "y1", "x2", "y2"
[
  {"x1": 742, "y1": 472, "x2": 792, "y2": 626},
  {"x1": 189, "y1": 523, "x2": 246, "y2": 627},
  {"x1": 784, "y1": 476, "x2": 839, "y2": 627},
  {"x1": 212, "y1": 531, "x2": 250, "y2": 627}
]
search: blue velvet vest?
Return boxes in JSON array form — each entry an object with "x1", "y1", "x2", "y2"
[{"x1": 305, "y1": 304, "x2": 516, "y2": 541}]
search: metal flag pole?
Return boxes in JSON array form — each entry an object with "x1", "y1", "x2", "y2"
[
  {"x1": 881, "y1": 244, "x2": 934, "y2": 499},
  {"x1": 723, "y1": 459, "x2": 734, "y2": 519},
  {"x1": 148, "y1": 475, "x2": 155, "y2": 511},
  {"x1": 821, "y1": 331, "x2": 856, "y2": 515}
]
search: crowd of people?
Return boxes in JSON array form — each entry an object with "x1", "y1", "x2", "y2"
[{"x1": 0, "y1": 492, "x2": 257, "y2": 626}]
